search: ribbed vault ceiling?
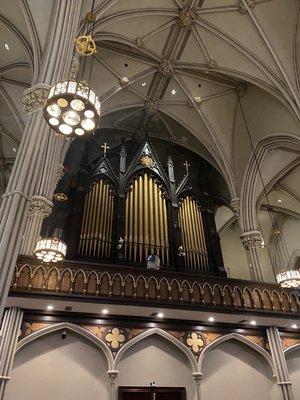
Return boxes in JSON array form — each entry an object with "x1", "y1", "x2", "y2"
[{"x1": 0, "y1": 0, "x2": 299, "y2": 212}]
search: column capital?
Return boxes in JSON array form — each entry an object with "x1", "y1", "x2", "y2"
[
  {"x1": 241, "y1": 230, "x2": 264, "y2": 250},
  {"x1": 230, "y1": 197, "x2": 240, "y2": 216},
  {"x1": 22, "y1": 83, "x2": 50, "y2": 114},
  {"x1": 28, "y1": 195, "x2": 53, "y2": 218},
  {"x1": 192, "y1": 372, "x2": 203, "y2": 382},
  {"x1": 107, "y1": 370, "x2": 119, "y2": 380}
]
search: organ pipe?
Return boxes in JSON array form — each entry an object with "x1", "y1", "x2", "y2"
[
  {"x1": 79, "y1": 180, "x2": 114, "y2": 259},
  {"x1": 178, "y1": 195, "x2": 208, "y2": 271},
  {"x1": 124, "y1": 173, "x2": 169, "y2": 265}
]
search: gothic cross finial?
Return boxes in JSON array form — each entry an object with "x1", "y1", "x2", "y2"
[
  {"x1": 101, "y1": 142, "x2": 110, "y2": 157},
  {"x1": 183, "y1": 160, "x2": 190, "y2": 174}
]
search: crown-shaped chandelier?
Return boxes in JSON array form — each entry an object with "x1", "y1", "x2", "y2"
[{"x1": 43, "y1": 8, "x2": 100, "y2": 138}]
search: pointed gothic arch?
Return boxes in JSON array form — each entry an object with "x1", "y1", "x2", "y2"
[
  {"x1": 16, "y1": 322, "x2": 114, "y2": 370},
  {"x1": 113, "y1": 327, "x2": 199, "y2": 373},
  {"x1": 198, "y1": 333, "x2": 274, "y2": 374}
]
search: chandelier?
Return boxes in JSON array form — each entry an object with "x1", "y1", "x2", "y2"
[
  {"x1": 43, "y1": 8, "x2": 100, "y2": 138},
  {"x1": 34, "y1": 237, "x2": 67, "y2": 263},
  {"x1": 276, "y1": 270, "x2": 300, "y2": 288}
]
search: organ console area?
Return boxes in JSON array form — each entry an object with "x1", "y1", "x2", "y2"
[{"x1": 50, "y1": 137, "x2": 226, "y2": 276}]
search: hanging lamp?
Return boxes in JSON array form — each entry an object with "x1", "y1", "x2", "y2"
[
  {"x1": 238, "y1": 96, "x2": 299, "y2": 289},
  {"x1": 34, "y1": 237, "x2": 67, "y2": 263},
  {"x1": 43, "y1": 6, "x2": 100, "y2": 138}
]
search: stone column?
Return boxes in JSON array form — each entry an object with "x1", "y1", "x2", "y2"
[
  {"x1": 0, "y1": 0, "x2": 83, "y2": 319},
  {"x1": 107, "y1": 370, "x2": 119, "y2": 400},
  {"x1": 267, "y1": 327, "x2": 294, "y2": 400},
  {"x1": 192, "y1": 372, "x2": 203, "y2": 400},
  {"x1": 241, "y1": 230, "x2": 264, "y2": 281},
  {"x1": 0, "y1": 307, "x2": 23, "y2": 399}
]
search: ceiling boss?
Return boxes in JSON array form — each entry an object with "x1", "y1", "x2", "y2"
[{"x1": 43, "y1": 6, "x2": 100, "y2": 138}]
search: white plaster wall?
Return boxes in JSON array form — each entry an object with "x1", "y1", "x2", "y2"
[
  {"x1": 219, "y1": 225, "x2": 250, "y2": 280},
  {"x1": 286, "y1": 349, "x2": 300, "y2": 398},
  {"x1": 5, "y1": 332, "x2": 109, "y2": 400},
  {"x1": 201, "y1": 340, "x2": 281, "y2": 400},
  {"x1": 117, "y1": 335, "x2": 195, "y2": 400}
]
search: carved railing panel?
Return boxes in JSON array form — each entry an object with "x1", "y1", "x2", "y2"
[{"x1": 11, "y1": 256, "x2": 300, "y2": 315}]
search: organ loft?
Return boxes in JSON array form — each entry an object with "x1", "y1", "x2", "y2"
[{"x1": 47, "y1": 136, "x2": 226, "y2": 276}]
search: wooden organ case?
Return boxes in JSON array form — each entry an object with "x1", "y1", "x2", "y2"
[{"x1": 63, "y1": 139, "x2": 225, "y2": 276}]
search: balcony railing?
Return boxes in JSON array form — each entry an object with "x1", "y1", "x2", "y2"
[{"x1": 10, "y1": 256, "x2": 300, "y2": 316}]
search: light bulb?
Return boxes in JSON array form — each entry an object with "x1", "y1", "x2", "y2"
[
  {"x1": 49, "y1": 117, "x2": 59, "y2": 126},
  {"x1": 57, "y1": 98, "x2": 68, "y2": 108},
  {"x1": 47, "y1": 103, "x2": 61, "y2": 117},
  {"x1": 81, "y1": 118, "x2": 95, "y2": 131},
  {"x1": 70, "y1": 99, "x2": 85, "y2": 111},
  {"x1": 75, "y1": 128, "x2": 85, "y2": 136},
  {"x1": 59, "y1": 124, "x2": 73, "y2": 135},
  {"x1": 84, "y1": 110, "x2": 94, "y2": 118},
  {"x1": 63, "y1": 111, "x2": 80, "y2": 126}
]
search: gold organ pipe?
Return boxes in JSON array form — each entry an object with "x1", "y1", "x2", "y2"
[
  {"x1": 189, "y1": 198, "x2": 199, "y2": 268},
  {"x1": 194, "y1": 203, "x2": 204, "y2": 269},
  {"x1": 133, "y1": 179, "x2": 138, "y2": 263},
  {"x1": 144, "y1": 174, "x2": 149, "y2": 259},
  {"x1": 101, "y1": 184, "x2": 109, "y2": 257},
  {"x1": 182, "y1": 199, "x2": 191, "y2": 268},
  {"x1": 124, "y1": 190, "x2": 129, "y2": 259},
  {"x1": 92, "y1": 182, "x2": 99, "y2": 257},
  {"x1": 103, "y1": 187, "x2": 110, "y2": 258},
  {"x1": 99, "y1": 183, "x2": 106, "y2": 257},
  {"x1": 181, "y1": 202, "x2": 190, "y2": 269},
  {"x1": 107, "y1": 194, "x2": 114, "y2": 258},
  {"x1": 88, "y1": 183, "x2": 96, "y2": 257},
  {"x1": 192, "y1": 200, "x2": 203, "y2": 269},
  {"x1": 162, "y1": 197, "x2": 169, "y2": 265},
  {"x1": 87, "y1": 183, "x2": 96, "y2": 257},
  {"x1": 83, "y1": 186, "x2": 93, "y2": 255},
  {"x1": 185, "y1": 197, "x2": 195, "y2": 268},
  {"x1": 96, "y1": 181, "x2": 105, "y2": 257},
  {"x1": 158, "y1": 192, "x2": 165, "y2": 265},
  {"x1": 96, "y1": 180, "x2": 104, "y2": 257},
  {"x1": 149, "y1": 177, "x2": 155, "y2": 254},
  {"x1": 128, "y1": 187, "x2": 134, "y2": 262},
  {"x1": 153, "y1": 180, "x2": 160, "y2": 256},
  {"x1": 138, "y1": 175, "x2": 144, "y2": 263},
  {"x1": 79, "y1": 190, "x2": 90, "y2": 254},
  {"x1": 199, "y1": 211, "x2": 208, "y2": 270},
  {"x1": 79, "y1": 180, "x2": 115, "y2": 260}
]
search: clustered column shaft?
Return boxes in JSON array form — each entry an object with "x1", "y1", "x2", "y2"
[
  {"x1": 0, "y1": 308, "x2": 23, "y2": 400},
  {"x1": 267, "y1": 327, "x2": 294, "y2": 400},
  {"x1": 0, "y1": 0, "x2": 83, "y2": 319}
]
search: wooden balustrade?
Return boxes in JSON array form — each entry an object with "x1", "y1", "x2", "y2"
[{"x1": 10, "y1": 256, "x2": 300, "y2": 315}]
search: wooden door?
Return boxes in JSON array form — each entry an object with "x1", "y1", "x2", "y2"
[{"x1": 119, "y1": 386, "x2": 186, "y2": 400}]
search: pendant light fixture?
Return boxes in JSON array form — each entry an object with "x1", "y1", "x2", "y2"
[
  {"x1": 239, "y1": 96, "x2": 299, "y2": 288},
  {"x1": 43, "y1": 3, "x2": 100, "y2": 138},
  {"x1": 34, "y1": 213, "x2": 67, "y2": 264}
]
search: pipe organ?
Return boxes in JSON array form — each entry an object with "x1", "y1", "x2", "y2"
[
  {"x1": 178, "y1": 196, "x2": 209, "y2": 271},
  {"x1": 124, "y1": 173, "x2": 169, "y2": 265},
  {"x1": 57, "y1": 138, "x2": 225, "y2": 276},
  {"x1": 79, "y1": 179, "x2": 114, "y2": 259}
]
